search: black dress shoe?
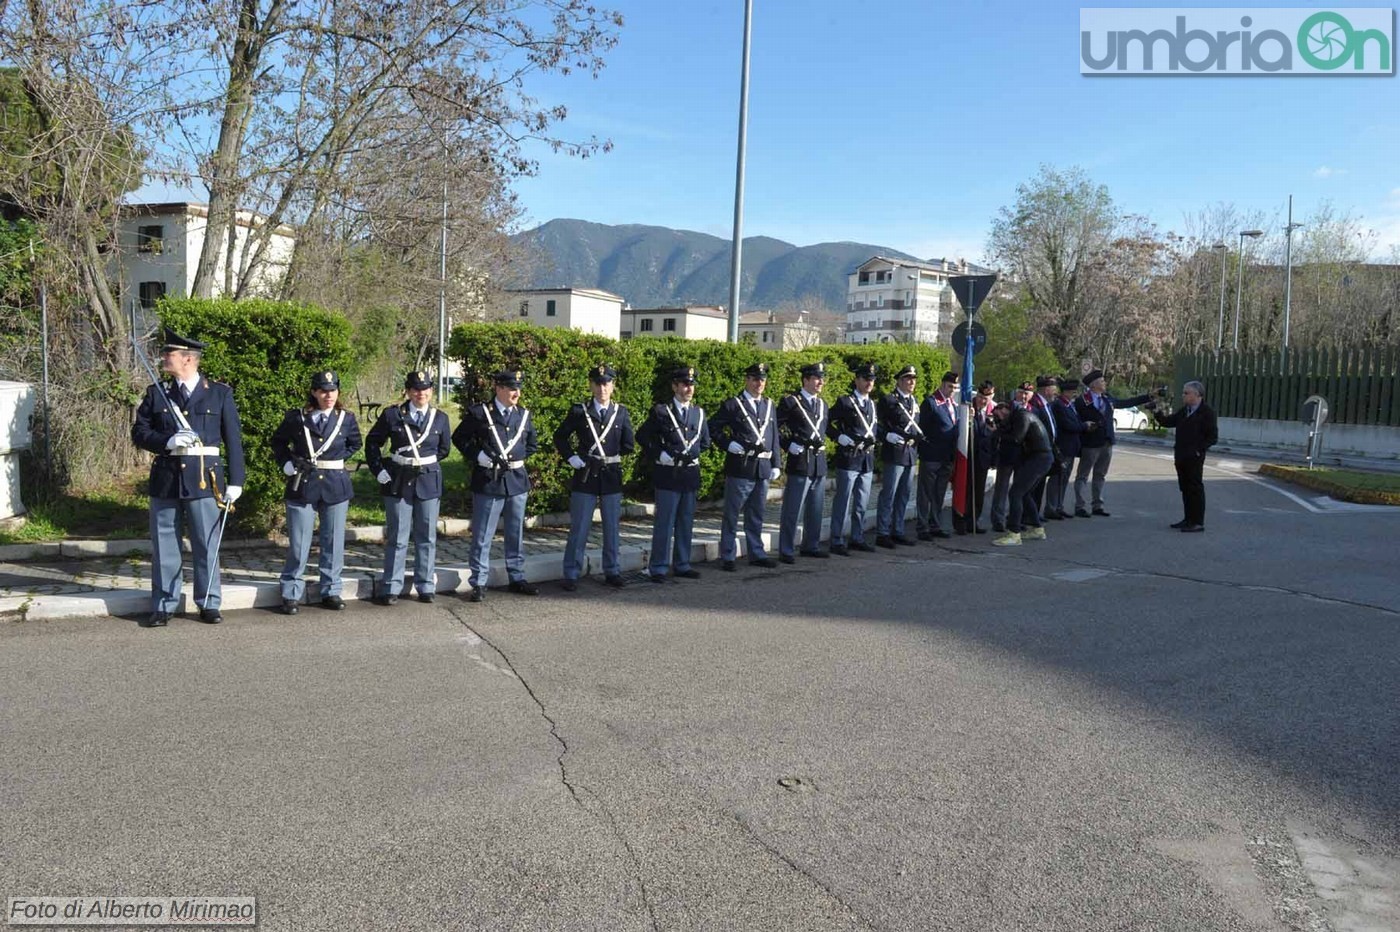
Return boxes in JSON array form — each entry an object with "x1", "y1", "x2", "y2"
[
  {"x1": 1045, "y1": 512, "x2": 1063, "y2": 521},
  {"x1": 829, "y1": 545, "x2": 850, "y2": 556},
  {"x1": 932, "y1": 529, "x2": 952, "y2": 539},
  {"x1": 320, "y1": 595, "x2": 345, "y2": 611},
  {"x1": 676, "y1": 569, "x2": 701, "y2": 579},
  {"x1": 604, "y1": 575, "x2": 626, "y2": 588},
  {"x1": 1180, "y1": 524, "x2": 1205, "y2": 533},
  {"x1": 750, "y1": 557, "x2": 778, "y2": 568},
  {"x1": 779, "y1": 554, "x2": 796, "y2": 564},
  {"x1": 508, "y1": 580, "x2": 540, "y2": 596},
  {"x1": 1170, "y1": 519, "x2": 1190, "y2": 529},
  {"x1": 468, "y1": 587, "x2": 486, "y2": 603},
  {"x1": 141, "y1": 611, "x2": 170, "y2": 628},
  {"x1": 648, "y1": 574, "x2": 667, "y2": 584},
  {"x1": 721, "y1": 560, "x2": 736, "y2": 572},
  {"x1": 917, "y1": 531, "x2": 935, "y2": 542},
  {"x1": 560, "y1": 579, "x2": 578, "y2": 592},
  {"x1": 801, "y1": 550, "x2": 830, "y2": 559},
  {"x1": 198, "y1": 608, "x2": 223, "y2": 624},
  {"x1": 1074, "y1": 509, "x2": 1091, "y2": 518},
  {"x1": 875, "y1": 536, "x2": 896, "y2": 549},
  {"x1": 893, "y1": 536, "x2": 918, "y2": 546},
  {"x1": 279, "y1": 599, "x2": 299, "y2": 616},
  {"x1": 418, "y1": 593, "x2": 435, "y2": 604},
  {"x1": 1059, "y1": 510, "x2": 1074, "y2": 519},
  {"x1": 1092, "y1": 508, "x2": 1111, "y2": 517},
  {"x1": 375, "y1": 594, "x2": 398, "y2": 606},
  {"x1": 851, "y1": 541, "x2": 877, "y2": 552}
]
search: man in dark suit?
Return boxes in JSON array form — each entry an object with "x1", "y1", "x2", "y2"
[
  {"x1": 1072, "y1": 369, "x2": 1153, "y2": 517},
  {"x1": 1048, "y1": 377, "x2": 1086, "y2": 520},
  {"x1": 710, "y1": 362, "x2": 782, "y2": 570},
  {"x1": 777, "y1": 361, "x2": 830, "y2": 561},
  {"x1": 1149, "y1": 380, "x2": 1218, "y2": 532},
  {"x1": 452, "y1": 369, "x2": 540, "y2": 602},
  {"x1": 1027, "y1": 374, "x2": 1060, "y2": 522},
  {"x1": 366, "y1": 370, "x2": 453, "y2": 605},
  {"x1": 637, "y1": 365, "x2": 710, "y2": 581},
  {"x1": 552, "y1": 364, "x2": 636, "y2": 590},
  {"x1": 915, "y1": 371, "x2": 960, "y2": 540},
  {"x1": 131, "y1": 328, "x2": 246, "y2": 627}
]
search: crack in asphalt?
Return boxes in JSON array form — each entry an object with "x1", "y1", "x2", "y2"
[{"x1": 446, "y1": 602, "x2": 661, "y2": 932}]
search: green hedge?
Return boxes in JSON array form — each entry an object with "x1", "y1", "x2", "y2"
[
  {"x1": 448, "y1": 323, "x2": 950, "y2": 514},
  {"x1": 157, "y1": 297, "x2": 357, "y2": 532}
]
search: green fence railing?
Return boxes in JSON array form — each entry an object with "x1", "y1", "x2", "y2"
[{"x1": 1173, "y1": 347, "x2": 1400, "y2": 427}]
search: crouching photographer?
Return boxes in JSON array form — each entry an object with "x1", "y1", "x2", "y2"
[
  {"x1": 991, "y1": 401, "x2": 1055, "y2": 547},
  {"x1": 1145, "y1": 380, "x2": 1218, "y2": 533}
]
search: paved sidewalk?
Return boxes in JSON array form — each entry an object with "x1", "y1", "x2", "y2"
[{"x1": 0, "y1": 485, "x2": 925, "y2": 622}]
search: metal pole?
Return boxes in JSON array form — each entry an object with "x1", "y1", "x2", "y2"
[
  {"x1": 438, "y1": 178, "x2": 448, "y2": 397},
  {"x1": 1232, "y1": 232, "x2": 1246, "y2": 350},
  {"x1": 29, "y1": 240, "x2": 51, "y2": 482},
  {"x1": 1283, "y1": 194, "x2": 1295, "y2": 358},
  {"x1": 1215, "y1": 246, "x2": 1228, "y2": 354},
  {"x1": 726, "y1": 0, "x2": 754, "y2": 344}
]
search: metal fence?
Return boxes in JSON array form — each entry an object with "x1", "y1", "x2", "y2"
[{"x1": 1173, "y1": 348, "x2": 1400, "y2": 427}]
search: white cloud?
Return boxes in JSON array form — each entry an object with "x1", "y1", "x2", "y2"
[{"x1": 1313, "y1": 166, "x2": 1348, "y2": 178}]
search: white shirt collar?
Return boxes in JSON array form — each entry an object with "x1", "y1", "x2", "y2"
[
  {"x1": 593, "y1": 399, "x2": 610, "y2": 416},
  {"x1": 673, "y1": 395, "x2": 689, "y2": 410},
  {"x1": 177, "y1": 374, "x2": 200, "y2": 394},
  {"x1": 897, "y1": 389, "x2": 913, "y2": 401},
  {"x1": 494, "y1": 399, "x2": 514, "y2": 416},
  {"x1": 800, "y1": 388, "x2": 820, "y2": 404},
  {"x1": 853, "y1": 389, "x2": 869, "y2": 402},
  {"x1": 743, "y1": 390, "x2": 764, "y2": 405}
]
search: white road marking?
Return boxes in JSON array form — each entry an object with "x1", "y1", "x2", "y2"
[{"x1": 1052, "y1": 568, "x2": 1113, "y2": 583}]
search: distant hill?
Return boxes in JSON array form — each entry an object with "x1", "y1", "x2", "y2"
[{"x1": 507, "y1": 219, "x2": 924, "y2": 310}]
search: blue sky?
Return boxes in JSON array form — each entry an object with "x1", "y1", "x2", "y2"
[{"x1": 509, "y1": 0, "x2": 1400, "y2": 260}]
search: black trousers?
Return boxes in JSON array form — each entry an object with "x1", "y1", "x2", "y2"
[{"x1": 1175, "y1": 453, "x2": 1206, "y2": 526}]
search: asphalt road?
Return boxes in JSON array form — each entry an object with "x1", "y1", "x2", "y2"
[{"x1": 3, "y1": 448, "x2": 1398, "y2": 932}]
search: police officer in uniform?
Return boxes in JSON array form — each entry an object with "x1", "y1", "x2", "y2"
[
  {"x1": 777, "y1": 361, "x2": 830, "y2": 562},
  {"x1": 453, "y1": 369, "x2": 541, "y2": 602},
  {"x1": 710, "y1": 362, "x2": 781, "y2": 571},
  {"x1": 826, "y1": 362, "x2": 880, "y2": 555},
  {"x1": 365, "y1": 370, "x2": 452, "y2": 605},
  {"x1": 553, "y1": 364, "x2": 636, "y2": 590},
  {"x1": 271, "y1": 370, "x2": 363, "y2": 614},
  {"x1": 131, "y1": 328, "x2": 246, "y2": 626},
  {"x1": 637, "y1": 365, "x2": 710, "y2": 582},
  {"x1": 875, "y1": 364, "x2": 922, "y2": 548}
]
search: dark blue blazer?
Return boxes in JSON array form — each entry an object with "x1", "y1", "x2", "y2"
[
  {"x1": 1051, "y1": 399, "x2": 1086, "y2": 460},
  {"x1": 271, "y1": 407, "x2": 363, "y2": 506},
  {"x1": 365, "y1": 403, "x2": 452, "y2": 501},
  {"x1": 1075, "y1": 391, "x2": 1151, "y2": 447},
  {"x1": 552, "y1": 401, "x2": 636, "y2": 495},
  {"x1": 132, "y1": 377, "x2": 246, "y2": 501},
  {"x1": 917, "y1": 393, "x2": 959, "y2": 463},
  {"x1": 710, "y1": 394, "x2": 780, "y2": 481},
  {"x1": 777, "y1": 392, "x2": 829, "y2": 478},
  {"x1": 452, "y1": 402, "x2": 538, "y2": 498},
  {"x1": 637, "y1": 400, "x2": 710, "y2": 492},
  {"x1": 826, "y1": 393, "x2": 879, "y2": 474}
]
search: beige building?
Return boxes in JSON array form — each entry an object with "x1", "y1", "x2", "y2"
[
  {"x1": 844, "y1": 255, "x2": 992, "y2": 346},
  {"x1": 115, "y1": 202, "x2": 296, "y2": 315},
  {"x1": 502, "y1": 287, "x2": 624, "y2": 340},
  {"x1": 738, "y1": 310, "x2": 822, "y2": 350},
  {"x1": 621, "y1": 305, "x2": 729, "y2": 340}
]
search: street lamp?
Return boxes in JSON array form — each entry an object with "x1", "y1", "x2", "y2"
[
  {"x1": 1233, "y1": 229, "x2": 1264, "y2": 350},
  {"x1": 1211, "y1": 242, "x2": 1228, "y2": 353},
  {"x1": 1282, "y1": 195, "x2": 1303, "y2": 357}
]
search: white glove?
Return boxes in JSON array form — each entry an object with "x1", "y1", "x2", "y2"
[
  {"x1": 283, "y1": 461, "x2": 298, "y2": 477},
  {"x1": 224, "y1": 485, "x2": 242, "y2": 504},
  {"x1": 568, "y1": 455, "x2": 586, "y2": 470},
  {"x1": 769, "y1": 467, "x2": 781, "y2": 481},
  {"x1": 837, "y1": 433, "x2": 854, "y2": 447},
  {"x1": 476, "y1": 451, "x2": 493, "y2": 468},
  {"x1": 885, "y1": 432, "x2": 903, "y2": 445},
  {"x1": 165, "y1": 430, "x2": 199, "y2": 450},
  {"x1": 788, "y1": 442, "x2": 804, "y2": 455},
  {"x1": 377, "y1": 469, "x2": 391, "y2": 484},
  {"x1": 727, "y1": 441, "x2": 745, "y2": 455},
  {"x1": 658, "y1": 451, "x2": 675, "y2": 466}
]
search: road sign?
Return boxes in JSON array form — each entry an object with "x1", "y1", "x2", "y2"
[
  {"x1": 951, "y1": 321, "x2": 988, "y2": 357},
  {"x1": 948, "y1": 274, "x2": 998, "y2": 315}
]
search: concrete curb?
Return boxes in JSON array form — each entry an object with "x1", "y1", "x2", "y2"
[{"x1": 5, "y1": 502, "x2": 918, "y2": 622}]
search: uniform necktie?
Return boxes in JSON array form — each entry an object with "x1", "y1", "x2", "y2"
[
  {"x1": 315, "y1": 412, "x2": 327, "y2": 431},
  {"x1": 178, "y1": 383, "x2": 190, "y2": 405}
]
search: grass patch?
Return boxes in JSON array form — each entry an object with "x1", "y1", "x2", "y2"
[
  {"x1": 347, "y1": 459, "x2": 473, "y2": 525},
  {"x1": 0, "y1": 484, "x2": 150, "y2": 544},
  {"x1": 1258, "y1": 464, "x2": 1400, "y2": 506}
]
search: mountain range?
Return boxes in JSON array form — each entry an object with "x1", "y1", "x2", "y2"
[{"x1": 507, "y1": 219, "x2": 926, "y2": 311}]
